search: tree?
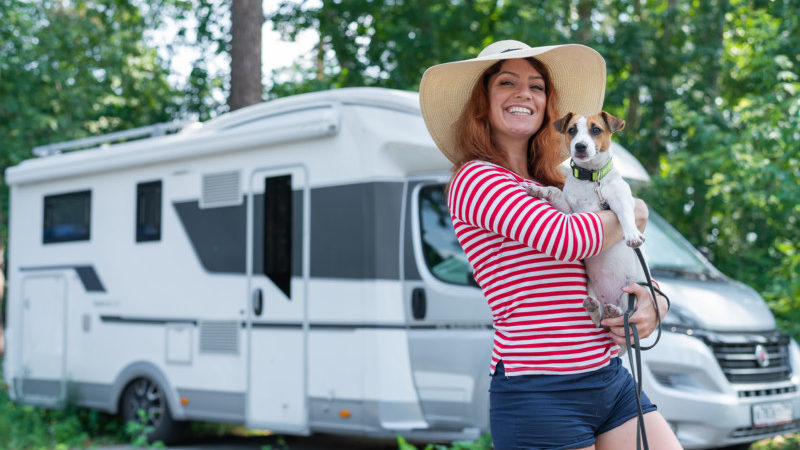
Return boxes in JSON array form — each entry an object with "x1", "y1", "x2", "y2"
[
  {"x1": 0, "y1": 0, "x2": 180, "y2": 231},
  {"x1": 229, "y1": 0, "x2": 264, "y2": 110}
]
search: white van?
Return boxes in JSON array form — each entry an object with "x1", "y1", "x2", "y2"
[{"x1": 3, "y1": 87, "x2": 799, "y2": 448}]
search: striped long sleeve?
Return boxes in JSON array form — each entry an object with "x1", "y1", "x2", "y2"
[{"x1": 448, "y1": 160, "x2": 617, "y2": 375}]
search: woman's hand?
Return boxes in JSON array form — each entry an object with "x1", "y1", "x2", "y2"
[{"x1": 600, "y1": 282, "x2": 668, "y2": 348}]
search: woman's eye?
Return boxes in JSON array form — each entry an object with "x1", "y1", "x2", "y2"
[
  {"x1": 530, "y1": 85, "x2": 544, "y2": 91},
  {"x1": 500, "y1": 80, "x2": 514, "y2": 86}
]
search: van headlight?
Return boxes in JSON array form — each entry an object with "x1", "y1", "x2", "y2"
[{"x1": 660, "y1": 303, "x2": 700, "y2": 334}]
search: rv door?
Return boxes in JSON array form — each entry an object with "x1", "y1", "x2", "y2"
[
  {"x1": 19, "y1": 274, "x2": 68, "y2": 406},
  {"x1": 245, "y1": 165, "x2": 309, "y2": 434}
]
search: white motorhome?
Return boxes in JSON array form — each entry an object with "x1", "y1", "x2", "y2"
[{"x1": 4, "y1": 87, "x2": 800, "y2": 448}]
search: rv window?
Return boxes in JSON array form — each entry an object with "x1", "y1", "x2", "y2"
[
  {"x1": 418, "y1": 184, "x2": 474, "y2": 286},
  {"x1": 264, "y1": 175, "x2": 292, "y2": 298},
  {"x1": 136, "y1": 181, "x2": 162, "y2": 242},
  {"x1": 43, "y1": 190, "x2": 91, "y2": 243}
]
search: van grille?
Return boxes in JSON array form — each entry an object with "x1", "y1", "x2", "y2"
[
  {"x1": 705, "y1": 332, "x2": 792, "y2": 384},
  {"x1": 729, "y1": 422, "x2": 798, "y2": 439}
]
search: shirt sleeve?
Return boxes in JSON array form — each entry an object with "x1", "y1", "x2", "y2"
[{"x1": 448, "y1": 161, "x2": 604, "y2": 262}]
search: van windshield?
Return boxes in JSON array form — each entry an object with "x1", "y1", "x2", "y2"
[
  {"x1": 642, "y1": 211, "x2": 715, "y2": 278},
  {"x1": 418, "y1": 183, "x2": 715, "y2": 286}
]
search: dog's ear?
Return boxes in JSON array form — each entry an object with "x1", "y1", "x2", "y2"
[
  {"x1": 552, "y1": 113, "x2": 574, "y2": 134},
  {"x1": 601, "y1": 111, "x2": 625, "y2": 133}
]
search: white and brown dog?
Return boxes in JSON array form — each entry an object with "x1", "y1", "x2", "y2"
[{"x1": 527, "y1": 111, "x2": 645, "y2": 327}]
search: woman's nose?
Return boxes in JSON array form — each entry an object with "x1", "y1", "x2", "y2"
[{"x1": 515, "y1": 87, "x2": 531, "y2": 99}]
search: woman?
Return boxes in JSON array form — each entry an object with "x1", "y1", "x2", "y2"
[{"x1": 419, "y1": 41, "x2": 682, "y2": 449}]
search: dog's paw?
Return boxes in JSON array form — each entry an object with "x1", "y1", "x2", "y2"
[
  {"x1": 603, "y1": 304, "x2": 623, "y2": 319},
  {"x1": 583, "y1": 297, "x2": 603, "y2": 327},
  {"x1": 526, "y1": 185, "x2": 571, "y2": 212},
  {"x1": 625, "y1": 233, "x2": 645, "y2": 248},
  {"x1": 583, "y1": 296, "x2": 600, "y2": 312},
  {"x1": 526, "y1": 185, "x2": 550, "y2": 199}
]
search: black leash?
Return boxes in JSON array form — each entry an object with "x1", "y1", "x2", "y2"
[{"x1": 623, "y1": 246, "x2": 669, "y2": 450}]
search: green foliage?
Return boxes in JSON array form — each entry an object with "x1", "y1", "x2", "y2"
[
  {"x1": 125, "y1": 409, "x2": 165, "y2": 448},
  {"x1": 0, "y1": 362, "x2": 124, "y2": 448},
  {"x1": 752, "y1": 433, "x2": 800, "y2": 449},
  {"x1": 260, "y1": 434, "x2": 289, "y2": 450},
  {"x1": 397, "y1": 433, "x2": 493, "y2": 450},
  {"x1": 640, "y1": 0, "x2": 800, "y2": 337},
  {"x1": 0, "y1": 0, "x2": 181, "y2": 243}
]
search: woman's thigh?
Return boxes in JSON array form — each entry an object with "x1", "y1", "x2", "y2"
[{"x1": 595, "y1": 411, "x2": 683, "y2": 450}]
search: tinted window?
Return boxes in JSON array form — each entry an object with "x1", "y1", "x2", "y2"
[
  {"x1": 43, "y1": 190, "x2": 91, "y2": 243},
  {"x1": 418, "y1": 184, "x2": 474, "y2": 286},
  {"x1": 136, "y1": 181, "x2": 162, "y2": 242},
  {"x1": 264, "y1": 175, "x2": 292, "y2": 297}
]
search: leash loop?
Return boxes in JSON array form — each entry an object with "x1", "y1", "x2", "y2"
[{"x1": 624, "y1": 246, "x2": 669, "y2": 450}]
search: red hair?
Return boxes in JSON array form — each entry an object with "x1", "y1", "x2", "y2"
[{"x1": 452, "y1": 57, "x2": 565, "y2": 188}]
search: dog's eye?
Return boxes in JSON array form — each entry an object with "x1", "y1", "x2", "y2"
[
  {"x1": 591, "y1": 126, "x2": 602, "y2": 135},
  {"x1": 568, "y1": 126, "x2": 578, "y2": 136}
]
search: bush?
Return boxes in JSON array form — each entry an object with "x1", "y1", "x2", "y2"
[{"x1": 0, "y1": 360, "x2": 124, "y2": 449}]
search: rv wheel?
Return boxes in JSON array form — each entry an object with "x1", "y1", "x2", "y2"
[{"x1": 120, "y1": 377, "x2": 181, "y2": 444}]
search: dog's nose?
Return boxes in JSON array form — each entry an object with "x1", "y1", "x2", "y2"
[{"x1": 575, "y1": 142, "x2": 587, "y2": 154}]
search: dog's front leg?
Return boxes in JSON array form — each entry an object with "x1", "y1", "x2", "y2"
[
  {"x1": 603, "y1": 183, "x2": 644, "y2": 247},
  {"x1": 526, "y1": 185, "x2": 572, "y2": 213}
]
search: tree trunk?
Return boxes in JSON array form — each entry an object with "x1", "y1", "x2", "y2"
[
  {"x1": 576, "y1": 0, "x2": 593, "y2": 44},
  {"x1": 229, "y1": 0, "x2": 263, "y2": 111}
]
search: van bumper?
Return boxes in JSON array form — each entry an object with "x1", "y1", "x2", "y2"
[{"x1": 627, "y1": 331, "x2": 800, "y2": 449}]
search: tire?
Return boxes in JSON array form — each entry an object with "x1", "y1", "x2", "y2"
[{"x1": 120, "y1": 377, "x2": 182, "y2": 444}]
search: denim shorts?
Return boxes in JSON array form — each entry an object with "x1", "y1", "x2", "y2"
[{"x1": 489, "y1": 359, "x2": 657, "y2": 450}]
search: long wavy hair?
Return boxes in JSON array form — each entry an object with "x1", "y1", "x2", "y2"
[{"x1": 451, "y1": 57, "x2": 565, "y2": 188}]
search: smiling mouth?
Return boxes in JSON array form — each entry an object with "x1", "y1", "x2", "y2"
[{"x1": 506, "y1": 106, "x2": 532, "y2": 115}]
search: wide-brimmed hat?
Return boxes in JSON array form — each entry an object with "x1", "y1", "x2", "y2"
[{"x1": 419, "y1": 40, "x2": 606, "y2": 163}]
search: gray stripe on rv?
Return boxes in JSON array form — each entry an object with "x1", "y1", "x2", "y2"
[
  {"x1": 173, "y1": 182, "x2": 419, "y2": 280},
  {"x1": 19, "y1": 265, "x2": 106, "y2": 292},
  {"x1": 177, "y1": 388, "x2": 245, "y2": 423}
]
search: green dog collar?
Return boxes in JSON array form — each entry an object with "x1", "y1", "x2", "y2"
[{"x1": 571, "y1": 158, "x2": 614, "y2": 182}]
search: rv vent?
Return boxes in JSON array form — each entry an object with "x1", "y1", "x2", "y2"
[
  {"x1": 199, "y1": 320, "x2": 239, "y2": 355},
  {"x1": 201, "y1": 170, "x2": 242, "y2": 208}
]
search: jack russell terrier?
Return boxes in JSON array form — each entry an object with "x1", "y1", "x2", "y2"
[{"x1": 527, "y1": 111, "x2": 646, "y2": 327}]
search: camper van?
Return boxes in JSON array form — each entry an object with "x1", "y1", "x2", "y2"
[{"x1": 3, "y1": 87, "x2": 799, "y2": 448}]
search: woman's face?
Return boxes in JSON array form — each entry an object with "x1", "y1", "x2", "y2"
[{"x1": 486, "y1": 58, "x2": 547, "y2": 149}]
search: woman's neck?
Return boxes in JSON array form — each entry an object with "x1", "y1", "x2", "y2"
[{"x1": 501, "y1": 142, "x2": 532, "y2": 180}]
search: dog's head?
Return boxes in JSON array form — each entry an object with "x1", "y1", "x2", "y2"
[{"x1": 552, "y1": 111, "x2": 625, "y2": 164}]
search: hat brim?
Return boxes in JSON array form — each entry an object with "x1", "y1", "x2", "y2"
[{"x1": 419, "y1": 43, "x2": 606, "y2": 164}]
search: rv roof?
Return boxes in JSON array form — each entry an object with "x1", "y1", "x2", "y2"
[
  {"x1": 194, "y1": 87, "x2": 421, "y2": 133},
  {"x1": 5, "y1": 88, "x2": 439, "y2": 186}
]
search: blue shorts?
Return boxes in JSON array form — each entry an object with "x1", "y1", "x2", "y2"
[{"x1": 489, "y1": 359, "x2": 657, "y2": 450}]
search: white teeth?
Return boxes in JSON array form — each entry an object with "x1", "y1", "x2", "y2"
[{"x1": 507, "y1": 106, "x2": 532, "y2": 115}]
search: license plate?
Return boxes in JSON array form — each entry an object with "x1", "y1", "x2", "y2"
[{"x1": 752, "y1": 401, "x2": 794, "y2": 427}]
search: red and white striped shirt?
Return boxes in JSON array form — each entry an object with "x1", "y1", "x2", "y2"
[{"x1": 448, "y1": 160, "x2": 619, "y2": 376}]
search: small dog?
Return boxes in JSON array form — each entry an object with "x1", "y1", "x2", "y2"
[{"x1": 527, "y1": 111, "x2": 645, "y2": 327}]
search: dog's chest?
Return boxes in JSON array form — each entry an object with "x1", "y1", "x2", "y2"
[{"x1": 563, "y1": 177, "x2": 605, "y2": 213}]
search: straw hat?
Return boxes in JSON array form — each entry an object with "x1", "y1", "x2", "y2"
[{"x1": 419, "y1": 40, "x2": 606, "y2": 163}]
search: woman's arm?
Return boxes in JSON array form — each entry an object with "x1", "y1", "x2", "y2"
[
  {"x1": 448, "y1": 162, "x2": 606, "y2": 262},
  {"x1": 594, "y1": 198, "x2": 649, "y2": 253}
]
